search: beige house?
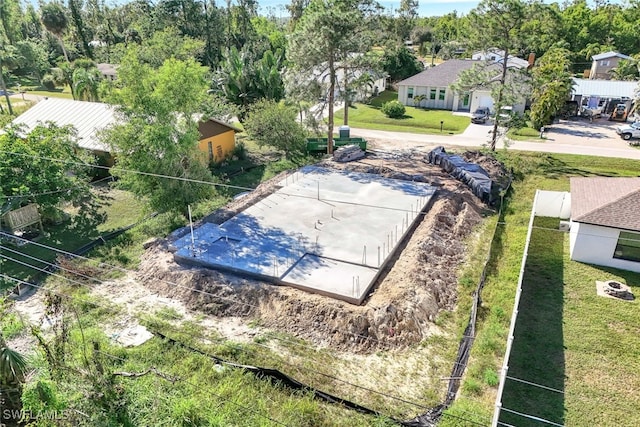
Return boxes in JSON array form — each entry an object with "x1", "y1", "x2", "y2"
[
  {"x1": 589, "y1": 52, "x2": 631, "y2": 80},
  {"x1": 396, "y1": 59, "x2": 527, "y2": 113}
]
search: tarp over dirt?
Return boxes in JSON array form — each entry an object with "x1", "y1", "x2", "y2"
[{"x1": 427, "y1": 146, "x2": 500, "y2": 205}]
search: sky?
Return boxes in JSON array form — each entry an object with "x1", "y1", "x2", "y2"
[{"x1": 257, "y1": 0, "x2": 481, "y2": 17}]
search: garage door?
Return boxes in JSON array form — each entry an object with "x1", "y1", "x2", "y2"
[{"x1": 477, "y1": 94, "x2": 494, "y2": 112}]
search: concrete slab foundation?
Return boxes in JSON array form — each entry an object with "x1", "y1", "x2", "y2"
[{"x1": 173, "y1": 166, "x2": 436, "y2": 304}]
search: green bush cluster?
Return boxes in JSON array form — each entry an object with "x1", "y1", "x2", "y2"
[
  {"x1": 40, "y1": 74, "x2": 56, "y2": 90},
  {"x1": 381, "y1": 100, "x2": 406, "y2": 118}
]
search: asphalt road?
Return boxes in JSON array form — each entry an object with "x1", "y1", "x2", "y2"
[
  {"x1": 344, "y1": 118, "x2": 640, "y2": 160},
  {"x1": 8, "y1": 93, "x2": 640, "y2": 160}
]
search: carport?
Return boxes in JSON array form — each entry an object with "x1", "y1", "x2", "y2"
[{"x1": 571, "y1": 79, "x2": 637, "y2": 116}]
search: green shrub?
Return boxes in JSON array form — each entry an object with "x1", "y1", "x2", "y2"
[
  {"x1": 41, "y1": 74, "x2": 56, "y2": 90},
  {"x1": 381, "y1": 100, "x2": 406, "y2": 118},
  {"x1": 462, "y1": 377, "x2": 483, "y2": 395},
  {"x1": 484, "y1": 368, "x2": 499, "y2": 386},
  {"x1": 232, "y1": 140, "x2": 248, "y2": 160}
]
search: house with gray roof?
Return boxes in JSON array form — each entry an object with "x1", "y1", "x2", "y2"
[
  {"x1": 97, "y1": 63, "x2": 118, "y2": 81},
  {"x1": 570, "y1": 177, "x2": 640, "y2": 273},
  {"x1": 396, "y1": 59, "x2": 527, "y2": 113},
  {"x1": 589, "y1": 51, "x2": 632, "y2": 80}
]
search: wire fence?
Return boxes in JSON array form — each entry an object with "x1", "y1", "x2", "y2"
[
  {"x1": 402, "y1": 153, "x2": 513, "y2": 426},
  {"x1": 3, "y1": 152, "x2": 514, "y2": 426}
]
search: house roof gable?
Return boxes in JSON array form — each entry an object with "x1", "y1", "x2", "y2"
[
  {"x1": 396, "y1": 59, "x2": 479, "y2": 87},
  {"x1": 10, "y1": 98, "x2": 115, "y2": 152},
  {"x1": 198, "y1": 118, "x2": 241, "y2": 139},
  {"x1": 570, "y1": 177, "x2": 640, "y2": 232},
  {"x1": 591, "y1": 51, "x2": 632, "y2": 61}
]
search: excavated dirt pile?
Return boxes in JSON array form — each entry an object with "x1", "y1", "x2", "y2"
[{"x1": 137, "y1": 150, "x2": 508, "y2": 352}]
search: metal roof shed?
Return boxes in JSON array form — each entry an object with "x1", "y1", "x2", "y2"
[{"x1": 11, "y1": 98, "x2": 117, "y2": 153}]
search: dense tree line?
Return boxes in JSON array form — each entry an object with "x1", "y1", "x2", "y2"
[
  {"x1": 1, "y1": 0, "x2": 639, "y2": 96},
  {"x1": 2, "y1": 0, "x2": 640, "y2": 165}
]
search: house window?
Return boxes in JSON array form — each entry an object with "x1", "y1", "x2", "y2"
[
  {"x1": 438, "y1": 89, "x2": 446, "y2": 101},
  {"x1": 407, "y1": 87, "x2": 414, "y2": 99},
  {"x1": 430, "y1": 89, "x2": 436, "y2": 100},
  {"x1": 613, "y1": 231, "x2": 640, "y2": 262},
  {"x1": 208, "y1": 141, "x2": 213, "y2": 162},
  {"x1": 216, "y1": 145, "x2": 223, "y2": 160},
  {"x1": 600, "y1": 60, "x2": 610, "y2": 66}
]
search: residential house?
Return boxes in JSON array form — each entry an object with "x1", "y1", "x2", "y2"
[
  {"x1": 316, "y1": 66, "x2": 387, "y2": 102},
  {"x1": 197, "y1": 118, "x2": 240, "y2": 164},
  {"x1": 569, "y1": 177, "x2": 640, "y2": 273},
  {"x1": 9, "y1": 98, "x2": 237, "y2": 166},
  {"x1": 471, "y1": 49, "x2": 530, "y2": 69},
  {"x1": 396, "y1": 59, "x2": 527, "y2": 113},
  {"x1": 11, "y1": 98, "x2": 116, "y2": 163},
  {"x1": 97, "y1": 63, "x2": 118, "y2": 81},
  {"x1": 589, "y1": 51, "x2": 632, "y2": 80}
]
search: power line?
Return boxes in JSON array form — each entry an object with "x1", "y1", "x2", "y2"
[
  {"x1": 0, "y1": 148, "x2": 475, "y2": 219},
  {"x1": 0, "y1": 149, "x2": 255, "y2": 192},
  {"x1": 0, "y1": 175, "x2": 114, "y2": 200},
  {"x1": 0, "y1": 245, "x2": 103, "y2": 285},
  {"x1": 1, "y1": 273, "x2": 292, "y2": 427},
  {"x1": 0, "y1": 256, "x2": 433, "y2": 415}
]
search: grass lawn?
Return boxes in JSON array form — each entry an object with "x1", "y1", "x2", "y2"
[
  {"x1": 441, "y1": 152, "x2": 640, "y2": 426},
  {"x1": 0, "y1": 186, "x2": 146, "y2": 289},
  {"x1": 24, "y1": 86, "x2": 74, "y2": 99},
  {"x1": 508, "y1": 126, "x2": 542, "y2": 141},
  {"x1": 337, "y1": 91, "x2": 470, "y2": 134},
  {"x1": 499, "y1": 219, "x2": 640, "y2": 426}
]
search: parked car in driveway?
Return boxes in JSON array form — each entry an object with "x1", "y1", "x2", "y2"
[
  {"x1": 471, "y1": 107, "x2": 490, "y2": 124},
  {"x1": 616, "y1": 122, "x2": 640, "y2": 143}
]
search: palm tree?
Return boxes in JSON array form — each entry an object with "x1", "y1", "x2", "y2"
[
  {"x1": 72, "y1": 67, "x2": 101, "y2": 101},
  {"x1": 0, "y1": 44, "x2": 16, "y2": 115},
  {"x1": 41, "y1": 2, "x2": 69, "y2": 62},
  {"x1": 0, "y1": 335, "x2": 27, "y2": 416},
  {"x1": 609, "y1": 57, "x2": 640, "y2": 81}
]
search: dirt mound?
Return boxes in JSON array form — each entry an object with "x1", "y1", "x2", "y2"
[{"x1": 137, "y1": 153, "x2": 495, "y2": 352}]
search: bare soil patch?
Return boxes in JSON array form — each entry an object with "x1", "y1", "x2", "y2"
[{"x1": 134, "y1": 150, "x2": 503, "y2": 352}]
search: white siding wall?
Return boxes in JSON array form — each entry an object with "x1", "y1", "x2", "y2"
[
  {"x1": 569, "y1": 222, "x2": 640, "y2": 273},
  {"x1": 469, "y1": 90, "x2": 526, "y2": 114},
  {"x1": 398, "y1": 85, "x2": 457, "y2": 110},
  {"x1": 398, "y1": 85, "x2": 408, "y2": 105},
  {"x1": 374, "y1": 76, "x2": 386, "y2": 92}
]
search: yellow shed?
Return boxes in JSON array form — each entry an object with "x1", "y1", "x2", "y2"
[{"x1": 197, "y1": 118, "x2": 241, "y2": 163}]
